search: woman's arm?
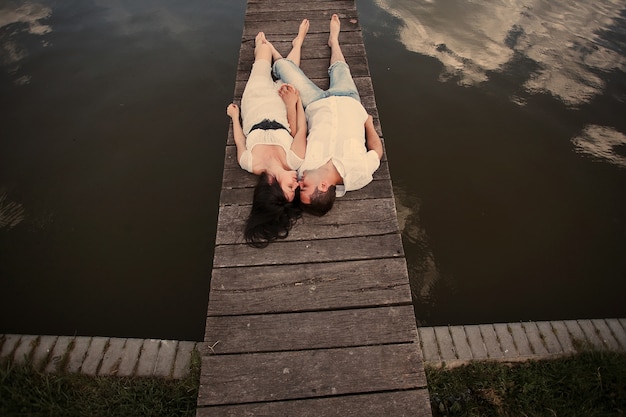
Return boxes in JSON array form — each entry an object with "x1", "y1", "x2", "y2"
[
  {"x1": 279, "y1": 84, "x2": 299, "y2": 138},
  {"x1": 290, "y1": 96, "x2": 307, "y2": 159},
  {"x1": 365, "y1": 115, "x2": 383, "y2": 160},
  {"x1": 227, "y1": 103, "x2": 247, "y2": 163}
]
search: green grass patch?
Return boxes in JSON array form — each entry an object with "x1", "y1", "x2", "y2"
[
  {"x1": 427, "y1": 350, "x2": 626, "y2": 416},
  {"x1": 0, "y1": 352, "x2": 200, "y2": 417}
]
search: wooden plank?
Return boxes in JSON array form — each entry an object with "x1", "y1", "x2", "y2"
[
  {"x1": 220, "y1": 158, "x2": 390, "y2": 188},
  {"x1": 239, "y1": 31, "x2": 364, "y2": 49},
  {"x1": 236, "y1": 56, "x2": 369, "y2": 80},
  {"x1": 238, "y1": 38, "x2": 365, "y2": 61},
  {"x1": 233, "y1": 74, "x2": 376, "y2": 103},
  {"x1": 197, "y1": 389, "x2": 432, "y2": 417},
  {"x1": 245, "y1": 10, "x2": 358, "y2": 24},
  {"x1": 197, "y1": 344, "x2": 426, "y2": 405},
  {"x1": 213, "y1": 233, "x2": 404, "y2": 268},
  {"x1": 207, "y1": 257, "x2": 412, "y2": 315},
  {"x1": 243, "y1": 17, "x2": 361, "y2": 38},
  {"x1": 237, "y1": 43, "x2": 367, "y2": 71},
  {"x1": 204, "y1": 306, "x2": 418, "y2": 354},
  {"x1": 219, "y1": 177, "x2": 393, "y2": 205},
  {"x1": 246, "y1": 1, "x2": 356, "y2": 14},
  {"x1": 215, "y1": 197, "x2": 399, "y2": 244}
]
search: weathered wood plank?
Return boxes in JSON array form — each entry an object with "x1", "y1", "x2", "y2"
[
  {"x1": 244, "y1": 10, "x2": 358, "y2": 24},
  {"x1": 236, "y1": 56, "x2": 370, "y2": 81},
  {"x1": 240, "y1": 31, "x2": 364, "y2": 48},
  {"x1": 213, "y1": 233, "x2": 404, "y2": 268},
  {"x1": 215, "y1": 197, "x2": 399, "y2": 244},
  {"x1": 196, "y1": 389, "x2": 432, "y2": 417},
  {"x1": 221, "y1": 157, "x2": 390, "y2": 189},
  {"x1": 197, "y1": 344, "x2": 426, "y2": 405},
  {"x1": 246, "y1": 1, "x2": 357, "y2": 14},
  {"x1": 204, "y1": 306, "x2": 418, "y2": 354},
  {"x1": 219, "y1": 177, "x2": 393, "y2": 205},
  {"x1": 207, "y1": 257, "x2": 412, "y2": 316},
  {"x1": 243, "y1": 17, "x2": 361, "y2": 37},
  {"x1": 236, "y1": 44, "x2": 367, "y2": 72},
  {"x1": 233, "y1": 75, "x2": 376, "y2": 104}
]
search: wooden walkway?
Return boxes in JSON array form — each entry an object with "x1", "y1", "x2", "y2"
[
  {"x1": 197, "y1": 1, "x2": 431, "y2": 416},
  {"x1": 2, "y1": 317, "x2": 625, "y2": 382}
]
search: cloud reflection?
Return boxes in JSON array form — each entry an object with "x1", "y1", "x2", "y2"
[
  {"x1": 573, "y1": 125, "x2": 626, "y2": 168},
  {"x1": 375, "y1": 0, "x2": 626, "y2": 107},
  {"x1": 394, "y1": 185, "x2": 441, "y2": 309},
  {"x1": 0, "y1": 191, "x2": 25, "y2": 230},
  {"x1": 0, "y1": 2, "x2": 52, "y2": 85}
]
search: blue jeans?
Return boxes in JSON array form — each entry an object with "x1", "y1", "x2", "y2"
[{"x1": 272, "y1": 59, "x2": 361, "y2": 108}]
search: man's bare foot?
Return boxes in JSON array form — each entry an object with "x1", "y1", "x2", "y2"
[
  {"x1": 292, "y1": 19, "x2": 309, "y2": 48},
  {"x1": 328, "y1": 14, "x2": 340, "y2": 47}
]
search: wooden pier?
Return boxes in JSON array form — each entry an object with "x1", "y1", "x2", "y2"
[{"x1": 197, "y1": 1, "x2": 431, "y2": 416}]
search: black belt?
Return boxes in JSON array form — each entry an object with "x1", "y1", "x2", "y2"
[{"x1": 249, "y1": 119, "x2": 289, "y2": 133}]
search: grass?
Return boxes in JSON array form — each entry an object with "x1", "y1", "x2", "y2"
[
  {"x1": 0, "y1": 352, "x2": 201, "y2": 417},
  {"x1": 427, "y1": 350, "x2": 626, "y2": 416},
  {"x1": 2, "y1": 347, "x2": 626, "y2": 416}
]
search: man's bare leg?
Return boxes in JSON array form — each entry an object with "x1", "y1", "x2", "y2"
[
  {"x1": 283, "y1": 19, "x2": 309, "y2": 67},
  {"x1": 254, "y1": 32, "x2": 272, "y2": 63},
  {"x1": 328, "y1": 14, "x2": 346, "y2": 65}
]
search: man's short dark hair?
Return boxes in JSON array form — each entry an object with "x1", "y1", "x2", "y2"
[{"x1": 301, "y1": 185, "x2": 336, "y2": 216}]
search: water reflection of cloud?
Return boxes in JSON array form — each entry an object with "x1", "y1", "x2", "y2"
[
  {"x1": 0, "y1": 191, "x2": 25, "y2": 230},
  {"x1": 92, "y1": 0, "x2": 211, "y2": 47},
  {"x1": 573, "y1": 125, "x2": 626, "y2": 168},
  {"x1": 93, "y1": 1, "x2": 188, "y2": 36},
  {"x1": 375, "y1": 0, "x2": 626, "y2": 107},
  {"x1": 394, "y1": 185, "x2": 441, "y2": 305},
  {"x1": 0, "y1": 3, "x2": 52, "y2": 35},
  {"x1": 0, "y1": 2, "x2": 52, "y2": 85}
]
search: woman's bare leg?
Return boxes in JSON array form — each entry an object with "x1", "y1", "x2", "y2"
[
  {"x1": 254, "y1": 32, "x2": 273, "y2": 63},
  {"x1": 268, "y1": 39, "x2": 284, "y2": 62},
  {"x1": 285, "y1": 19, "x2": 310, "y2": 67},
  {"x1": 328, "y1": 14, "x2": 346, "y2": 65}
]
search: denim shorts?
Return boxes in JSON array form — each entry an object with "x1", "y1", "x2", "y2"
[{"x1": 273, "y1": 59, "x2": 361, "y2": 108}]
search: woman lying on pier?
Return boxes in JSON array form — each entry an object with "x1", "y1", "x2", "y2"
[{"x1": 227, "y1": 32, "x2": 307, "y2": 248}]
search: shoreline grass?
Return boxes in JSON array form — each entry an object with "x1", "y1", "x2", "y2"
[
  {"x1": 2, "y1": 349, "x2": 625, "y2": 416},
  {"x1": 0, "y1": 352, "x2": 200, "y2": 417},
  {"x1": 427, "y1": 350, "x2": 626, "y2": 416}
]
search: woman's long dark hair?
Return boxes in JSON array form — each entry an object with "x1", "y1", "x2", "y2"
[{"x1": 244, "y1": 172, "x2": 302, "y2": 248}]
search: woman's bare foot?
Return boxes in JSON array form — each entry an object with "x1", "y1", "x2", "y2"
[
  {"x1": 292, "y1": 19, "x2": 309, "y2": 48},
  {"x1": 328, "y1": 14, "x2": 340, "y2": 47},
  {"x1": 254, "y1": 32, "x2": 273, "y2": 62},
  {"x1": 255, "y1": 31, "x2": 267, "y2": 47}
]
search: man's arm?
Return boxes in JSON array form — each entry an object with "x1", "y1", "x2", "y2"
[
  {"x1": 227, "y1": 103, "x2": 247, "y2": 163},
  {"x1": 365, "y1": 115, "x2": 383, "y2": 159}
]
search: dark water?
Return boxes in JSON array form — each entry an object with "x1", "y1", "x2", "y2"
[
  {"x1": 1, "y1": 0, "x2": 625, "y2": 341},
  {"x1": 359, "y1": 0, "x2": 626, "y2": 325},
  {"x1": 0, "y1": 0, "x2": 246, "y2": 340}
]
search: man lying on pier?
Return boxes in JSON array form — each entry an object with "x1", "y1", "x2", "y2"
[{"x1": 269, "y1": 14, "x2": 384, "y2": 216}]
